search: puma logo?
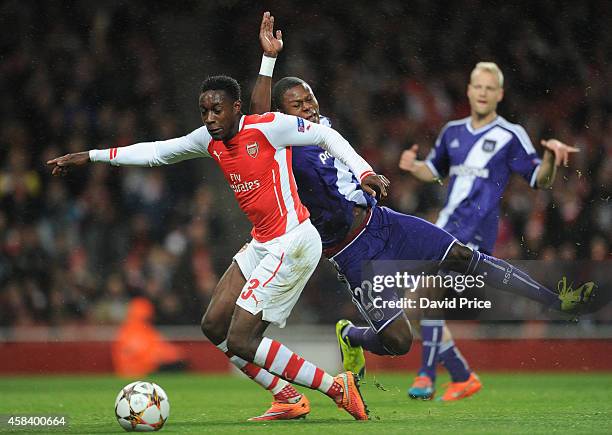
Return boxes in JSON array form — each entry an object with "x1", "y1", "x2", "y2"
[{"x1": 250, "y1": 293, "x2": 261, "y2": 306}]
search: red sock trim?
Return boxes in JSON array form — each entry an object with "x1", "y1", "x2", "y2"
[
  {"x1": 264, "y1": 340, "x2": 281, "y2": 369},
  {"x1": 241, "y1": 362, "x2": 262, "y2": 379},
  {"x1": 311, "y1": 368, "x2": 324, "y2": 389},
  {"x1": 282, "y1": 354, "x2": 306, "y2": 381},
  {"x1": 267, "y1": 376, "x2": 280, "y2": 391}
]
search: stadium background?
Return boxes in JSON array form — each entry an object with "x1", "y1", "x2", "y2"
[{"x1": 0, "y1": 0, "x2": 610, "y2": 375}]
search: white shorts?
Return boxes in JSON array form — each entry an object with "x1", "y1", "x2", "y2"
[{"x1": 234, "y1": 219, "x2": 322, "y2": 328}]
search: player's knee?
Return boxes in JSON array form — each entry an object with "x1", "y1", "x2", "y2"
[
  {"x1": 200, "y1": 312, "x2": 226, "y2": 345},
  {"x1": 381, "y1": 328, "x2": 413, "y2": 356},
  {"x1": 382, "y1": 335, "x2": 412, "y2": 356},
  {"x1": 442, "y1": 242, "x2": 474, "y2": 273}
]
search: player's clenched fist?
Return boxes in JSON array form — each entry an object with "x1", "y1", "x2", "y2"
[
  {"x1": 47, "y1": 151, "x2": 90, "y2": 176},
  {"x1": 398, "y1": 144, "x2": 419, "y2": 172}
]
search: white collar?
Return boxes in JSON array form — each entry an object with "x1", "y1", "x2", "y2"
[{"x1": 466, "y1": 115, "x2": 499, "y2": 134}]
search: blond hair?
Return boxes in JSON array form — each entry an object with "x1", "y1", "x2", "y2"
[{"x1": 471, "y1": 62, "x2": 504, "y2": 88}]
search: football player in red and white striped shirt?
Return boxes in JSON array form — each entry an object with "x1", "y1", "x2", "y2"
[{"x1": 48, "y1": 74, "x2": 388, "y2": 421}]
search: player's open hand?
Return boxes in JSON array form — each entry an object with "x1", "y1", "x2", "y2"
[
  {"x1": 361, "y1": 174, "x2": 390, "y2": 198},
  {"x1": 47, "y1": 151, "x2": 90, "y2": 176},
  {"x1": 399, "y1": 144, "x2": 419, "y2": 172},
  {"x1": 540, "y1": 139, "x2": 579, "y2": 167},
  {"x1": 260, "y1": 11, "x2": 283, "y2": 58}
]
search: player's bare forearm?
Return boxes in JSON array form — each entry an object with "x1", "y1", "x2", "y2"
[
  {"x1": 410, "y1": 161, "x2": 438, "y2": 183},
  {"x1": 250, "y1": 74, "x2": 272, "y2": 114},
  {"x1": 398, "y1": 145, "x2": 438, "y2": 183},
  {"x1": 536, "y1": 149, "x2": 557, "y2": 189},
  {"x1": 249, "y1": 12, "x2": 282, "y2": 114}
]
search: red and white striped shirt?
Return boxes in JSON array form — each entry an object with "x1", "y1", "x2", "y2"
[{"x1": 90, "y1": 112, "x2": 373, "y2": 242}]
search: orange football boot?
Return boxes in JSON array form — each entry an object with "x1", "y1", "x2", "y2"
[
  {"x1": 333, "y1": 372, "x2": 369, "y2": 420},
  {"x1": 438, "y1": 372, "x2": 482, "y2": 401},
  {"x1": 248, "y1": 394, "x2": 310, "y2": 421}
]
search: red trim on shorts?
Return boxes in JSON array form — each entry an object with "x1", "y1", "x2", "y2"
[
  {"x1": 282, "y1": 354, "x2": 306, "y2": 381},
  {"x1": 311, "y1": 368, "x2": 324, "y2": 389},
  {"x1": 263, "y1": 253, "x2": 285, "y2": 287},
  {"x1": 264, "y1": 340, "x2": 281, "y2": 369}
]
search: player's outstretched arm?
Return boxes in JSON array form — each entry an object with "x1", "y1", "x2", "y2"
[
  {"x1": 264, "y1": 113, "x2": 389, "y2": 197},
  {"x1": 535, "y1": 139, "x2": 579, "y2": 188},
  {"x1": 398, "y1": 145, "x2": 438, "y2": 182},
  {"x1": 249, "y1": 11, "x2": 283, "y2": 115},
  {"x1": 47, "y1": 127, "x2": 212, "y2": 176}
]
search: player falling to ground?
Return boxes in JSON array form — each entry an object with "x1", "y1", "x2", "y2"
[
  {"x1": 200, "y1": 12, "x2": 597, "y2": 420},
  {"x1": 47, "y1": 73, "x2": 390, "y2": 421},
  {"x1": 398, "y1": 62, "x2": 583, "y2": 401}
]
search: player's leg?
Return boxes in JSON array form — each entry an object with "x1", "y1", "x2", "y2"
[
  {"x1": 334, "y1": 257, "x2": 414, "y2": 377},
  {"x1": 442, "y1": 242, "x2": 595, "y2": 313},
  {"x1": 407, "y1": 320, "x2": 443, "y2": 400},
  {"x1": 437, "y1": 324, "x2": 482, "y2": 401},
  {"x1": 335, "y1": 207, "x2": 453, "y2": 375},
  {"x1": 338, "y1": 308, "x2": 413, "y2": 358},
  {"x1": 337, "y1": 312, "x2": 413, "y2": 378},
  {"x1": 226, "y1": 222, "x2": 368, "y2": 420},
  {"x1": 200, "y1": 259, "x2": 305, "y2": 420},
  {"x1": 226, "y1": 306, "x2": 367, "y2": 420},
  {"x1": 360, "y1": 207, "x2": 470, "y2": 396},
  {"x1": 201, "y1": 261, "x2": 245, "y2": 345}
]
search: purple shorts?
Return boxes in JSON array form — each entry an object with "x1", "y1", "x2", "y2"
[{"x1": 329, "y1": 206, "x2": 456, "y2": 332}]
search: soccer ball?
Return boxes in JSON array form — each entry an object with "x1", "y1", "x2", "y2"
[{"x1": 114, "y1": 381, "x2": 170, "y2": 432}]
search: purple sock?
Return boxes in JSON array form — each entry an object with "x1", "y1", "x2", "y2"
[
  {"x1": 418, "y1": 320, "x2": 444, "y2": 381},
  {"x1": 438, "y1": 340, "x2": 471, "y2": 382},
  {"x1": 468, "y1": 251, "x2": 560, "y2": 309},
  {"x1": 344, "y1": 325, "x2": 393, "y2": 356}
]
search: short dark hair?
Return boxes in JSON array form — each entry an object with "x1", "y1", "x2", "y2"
[
  {"x1": 272, "y1": 77, "x2": 307, "y2": 111},
  {"x1": 200, "y1": 75, "x2": 241, "y2": 101}
]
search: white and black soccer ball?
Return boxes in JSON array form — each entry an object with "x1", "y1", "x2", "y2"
[{"x1": 114, "y1": 381, "x2": 170, "y2": 432}]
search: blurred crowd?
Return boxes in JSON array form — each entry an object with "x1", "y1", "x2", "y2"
[{"x1": 0, "y1": 1, "x2": 610, "y2": 327}]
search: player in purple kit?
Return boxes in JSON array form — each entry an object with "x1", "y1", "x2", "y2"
[
  {"x1": 399, "y1": 62, "x2": 582, "y2": 401},
  {"x1": 199, "y1": 12, "x2": 596, "y2": 420}
]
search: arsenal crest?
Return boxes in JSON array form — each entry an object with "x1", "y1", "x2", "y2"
[{"x1": 246, "y1": 142, "x2": 259, "y2": 158}]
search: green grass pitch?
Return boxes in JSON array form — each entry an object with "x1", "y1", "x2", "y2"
[{"x1": 1, "y1": 372, "x2": 610, "y2": 434}]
